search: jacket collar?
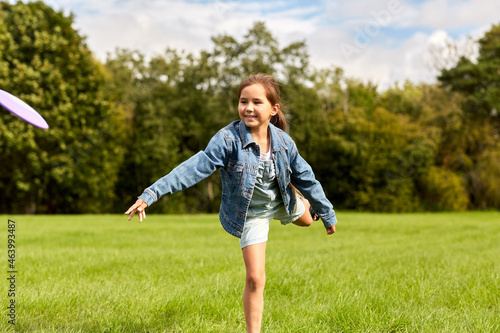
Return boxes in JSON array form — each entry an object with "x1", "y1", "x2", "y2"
[{"x1": 238, "y1": 120, "x2": 286, "y2": 152}]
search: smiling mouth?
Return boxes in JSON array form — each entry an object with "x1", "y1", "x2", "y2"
[{"x1": 245, "y1": 115, "x2": 257, "y2": 119}]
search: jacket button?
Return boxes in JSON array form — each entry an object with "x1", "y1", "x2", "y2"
[{"x1": 278, "y1": 174, "x2": 282, "y2": 178}]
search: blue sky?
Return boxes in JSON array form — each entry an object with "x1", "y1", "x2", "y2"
[{"x1": 28, "y1": 0, "x2": 500, "y2": 89}]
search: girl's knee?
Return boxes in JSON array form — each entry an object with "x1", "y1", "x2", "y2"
[
  {"x1": 246, "y1": 272, "x2": 266, "y2": 291},
  {"x1": 295, "y1": 196, "x2": 314, "y2": 227},
  {"x1": 302, "y1": 218, "x2": 313, "y2": 227},
  {"x1": 293, "y1": 214, "x2": 313, "y2": 227}
]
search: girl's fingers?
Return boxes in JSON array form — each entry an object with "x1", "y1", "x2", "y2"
[
  {"x1": 128, "y1": 209, "x2": 136, "y2": 221},
  {"x1": 326, "y1": 225, "x2": 336, "y2": 235},
  {"x1": 137, "y1": 206, "x2": 147, "y2": 222},
  {"x1": 125, "y1": 199, "x2": 148, "y2": 222},
  {"x1": 125, "y1": 202, "x2": 139, "y2": 215}
]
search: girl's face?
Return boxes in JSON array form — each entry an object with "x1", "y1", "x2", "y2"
[{"x1": 238, "y1": 84, "x2": 279, "y2": 132}]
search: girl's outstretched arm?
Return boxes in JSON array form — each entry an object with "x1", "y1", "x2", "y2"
[
  {"x1": 125, "y1": 198, "x2": 148, "y2": 222},
  {"x1": 137, "y1": 130, "x2": 229, "y2": 207}
]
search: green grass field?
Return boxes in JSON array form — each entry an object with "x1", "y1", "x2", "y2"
[{"x1": 1, "y1": 212, "x2": 499, "y2": 332}]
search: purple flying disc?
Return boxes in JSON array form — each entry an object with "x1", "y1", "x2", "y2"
[{"x1": 0, "y1": 89, "x2": 49, "y2": 129}]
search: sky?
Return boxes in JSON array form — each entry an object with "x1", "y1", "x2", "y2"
[{"x1": 24, "y1": 0, "x2": 500, "y2": 90}]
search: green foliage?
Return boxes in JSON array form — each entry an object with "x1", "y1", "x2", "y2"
[
  {"x1": 319, "y1": 105, "x2": 434, "y2": 212},
  {"x1": 105, "y1": 48, "x2": 225, "y2": 214},
  {"x1": 440, "y1": 23, "x2": 500, "y2": 123},
  {"x1": 437, "y1": 23, "x2": 500, "y2": 209},
  {"x1": 0, "y1": 1, "x2": 125, "y2": 213},
  {"x1": 418, "y1": 166, "x2": 469, "y2": 211}
]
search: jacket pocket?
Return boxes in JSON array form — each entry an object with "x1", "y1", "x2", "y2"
[{"x1": 227, "y1": 160, "x2": 244, "y2": 185}]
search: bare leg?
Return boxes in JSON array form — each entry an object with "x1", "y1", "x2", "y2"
[
  {"x1": 293, "y1": 197, "x2": 315, "y2": 227},
  {"x1": 242, "y1": 242, "x2": 266, "y2": 333}
]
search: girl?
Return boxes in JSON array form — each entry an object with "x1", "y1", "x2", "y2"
[{"x1": 125, "y1": 73, "x2": 337, "y2": 333}]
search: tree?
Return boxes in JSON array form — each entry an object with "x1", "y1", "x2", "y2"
[
  {"x1": 439, "y1": 24, "x2": 500, "y2": 124},
  {"x1": 0, "y1": 1, "x2": 126, "y2": 213},
  {"x1": 106, "y1": 48, "x2": 227, "y2": 213},
  {"x1": 438, "y1": 23, "x2": 500, "y2": 209}
]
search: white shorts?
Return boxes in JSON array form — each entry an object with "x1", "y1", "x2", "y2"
[{"x1": 239, "y1": 198, "x2": 305, "y2": 249}]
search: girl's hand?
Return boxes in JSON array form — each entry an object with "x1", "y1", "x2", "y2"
[
  {"x1": 125, "y1": 199, "x2": 148, "y2": 222},
  {"x1": 326, "y1": 225, "x2": 336, "y2": 235}
]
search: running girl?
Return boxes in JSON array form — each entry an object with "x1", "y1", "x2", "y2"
[{"x1": 125, "y1": 73, "x2": 337, "y2": 333}]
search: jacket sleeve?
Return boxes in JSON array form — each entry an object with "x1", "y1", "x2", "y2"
[
  {"x1": 289, "y1": 143, "x2": 337, "y2": 228},
  {"x1": 139, "y1": 131, "x2": 229, "y2": 206}
]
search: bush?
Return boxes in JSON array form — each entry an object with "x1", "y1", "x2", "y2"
[{"x1": 419, "y1": 166, "x2": 469, "y2": 211}]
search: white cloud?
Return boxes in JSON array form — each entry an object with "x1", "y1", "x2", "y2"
[
  {"x1": 72, "y1": 1, "x2": 216, "y2": 59},
  {"x1": 412, "y1": 0, "x2": 500, "y2": 29},
  {"x1": 336, "y1": 32, "x2": 438, "y2": 90},
  {"x1": 28, "y1": 0, "x2": 500, "y2": 90},
  {"x1": 325, "y1": 0, "x2": 408, "y2": 28},
  {"x1": 305, "y1": 28, "x2": 460, "y2": 90}
]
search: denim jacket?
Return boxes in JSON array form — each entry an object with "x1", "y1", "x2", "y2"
[{"x1": 139, "y1": 120, "x2": 337, "y2": 238}]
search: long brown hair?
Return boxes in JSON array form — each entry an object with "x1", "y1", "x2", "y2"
[{"x1": 238, "y1": 73, "x2": 287, "y2": 131}]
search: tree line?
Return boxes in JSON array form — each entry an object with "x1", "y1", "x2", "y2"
[{"x1": 0, "y1": 1, "x2": 498, "y2": 214}]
